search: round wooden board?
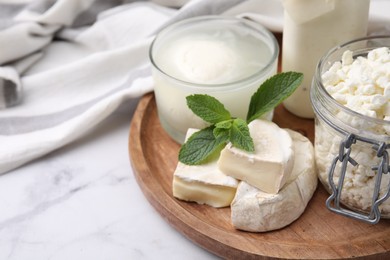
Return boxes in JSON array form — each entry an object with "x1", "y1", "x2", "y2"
[{"x1": 128, "y1": 93, "x2": 390, "y2": 259}]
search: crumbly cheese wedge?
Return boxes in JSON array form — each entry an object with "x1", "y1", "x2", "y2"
[
  {"x1": 218, "y1": 119, "x2": 294, "y2": 194},
  {"x1": 231, "y1": 130, "x2": 318, "y2": 232},
  {"x1": 172, "y1": 129, "x2": 239, "y2": 208}
]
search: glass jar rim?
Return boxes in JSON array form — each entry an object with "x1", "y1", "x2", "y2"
[
  {"x1": 314, "y1": 35, "x2": 390, "y2": 128},
  {"x1": 149, "y1": 15, "x2": 279, "y2": 90}
]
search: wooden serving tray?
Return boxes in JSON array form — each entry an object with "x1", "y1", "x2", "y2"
[{"x1": 129, "y1": 93, "x2": 390, "y2": 259}]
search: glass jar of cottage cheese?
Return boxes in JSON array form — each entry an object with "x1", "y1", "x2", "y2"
[
  {"x1": 150, "y1": 16, "x2": 278, "y2": 144},
  {"x1": 311, "y1": 36, "x2": 390, "y2": 223}
]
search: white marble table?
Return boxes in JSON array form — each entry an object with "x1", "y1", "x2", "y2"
[{"x1": 0, "y1": 102, "x2": 218, "y2": 260}]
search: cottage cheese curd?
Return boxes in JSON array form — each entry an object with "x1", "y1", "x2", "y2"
[
  {"x1": 315, "y1": 46, "x2": 390, "y2": 216},
  {"x1": 322, "y1": 47, "x2": 390, "y2": 125}
]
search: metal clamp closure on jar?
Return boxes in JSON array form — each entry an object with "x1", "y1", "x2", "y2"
[{"x1": 326, "y1": 132, "x2": 390, "y2": 224}]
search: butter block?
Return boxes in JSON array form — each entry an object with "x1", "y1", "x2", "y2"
[
  {"x1": 218, "y1": 119, "x2": 294, "y2": 194},
  {"x1": 172, "y1": 129, "x2": 239, "y2": 208},
  {"x1": 231, "y1": 130, "x2": 318, "y2": 232}
]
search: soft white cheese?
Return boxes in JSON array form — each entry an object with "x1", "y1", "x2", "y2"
[
  {"x1": 231, "y1": 130, "x2": 317, "y2": 232},
  {"x1": 317, "y1": 47, "x2": 390, "y2": 216},
  {"x1": 322, "y1": 47, "x2": 390, "y2": 129},
  {"x1": 172, "y1": 129, "x2": 239, "y2": 208},
  {"x1": 218, "y1": 119, "x2": 294, "y2": 194}
]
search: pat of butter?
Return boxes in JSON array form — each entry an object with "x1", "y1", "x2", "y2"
[
  {"x1": 172, "y1": 129, "x2": 239, "y2": 208},
  {"x1": 217, "y1": 119, "x2": 294, "y2": 194}
]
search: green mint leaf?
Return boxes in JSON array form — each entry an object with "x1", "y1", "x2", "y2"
[
  {"x1": 178, "y1": 126, "x2": 228, "y2": 165},
  {"x1": 213, "y1": 119, "x2": 231, "y2": 141},
  {"x1": 186, "y1": 94, "x2": 231, "y2": 124},
  {"x1": 213, "y1": 126, "x2": 230, "y2": 140},
  {"x1": 246, "y1": 72, "x2": 303, "y2": 123},
  {"x1": 230, "y1": 118, "x2": 254, "y2": 152},
  {"x1": 215, "y1": 119, "x2": 233, "y2": 129}
]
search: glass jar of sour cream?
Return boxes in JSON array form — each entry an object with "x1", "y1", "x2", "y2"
[
  {"x1": 311, "y1": 36, "x2": 390, "y2": 223},
  {"x1": 149, "y1": 16, "x2": 279, "y2": 144}
]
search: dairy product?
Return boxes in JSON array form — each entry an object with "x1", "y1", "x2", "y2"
[
  {"x1": 158, "y1": 37, "x2": 260, "y2": 85},
  {"x1": 218, "y1": 120, "x2": 294, "y2": 194},
  {"x1": 322, "y1": 47, "x2": 390, "y2": 126},
  {"x1": 175, "y1": 39, "x2": 235, "y2": 84},
  {"x1": 151, "y1": 17, "x2": 278, "y2": 143},
  {"x1": 315, "y1": 47, "x2": 390, "y2": 216},
  {"x1": 231, "y1": 130, "x2": 317, "y2": 232},
  {"x1": 172, "y1": 129, "x2": 239, "y2": 208},
  {"x1": 282, "y1": 0, "x2": 370, "y2": 118}
]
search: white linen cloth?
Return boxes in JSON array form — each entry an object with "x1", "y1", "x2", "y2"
[{"x1": 0, "y1": 0, "x2": 389, "y2": 174}]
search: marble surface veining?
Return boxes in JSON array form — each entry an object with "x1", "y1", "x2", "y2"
[{"x1": 0, "y1": 107, "x2": 218, "y2": 259}]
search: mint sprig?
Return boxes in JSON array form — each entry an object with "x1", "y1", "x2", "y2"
[
  {"x1": 180, "y1": 96, "x2": 253, "y2": 165},
  {"x1": 178, "y1": 126, "x2": 228, "y2": 165},
  {"x1": 179, "y1": 72, "x2": 303, "y2": 165}
]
